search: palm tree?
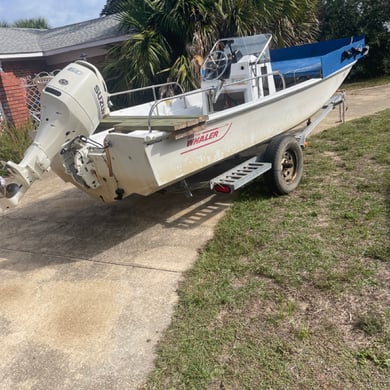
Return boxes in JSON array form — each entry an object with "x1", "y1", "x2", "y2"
[
  {"x1": 103, "y1": 0, "x2": 319, "y2": 94},
  {"x1": 0, "y1": 17, "x2": 50, "y2": 29},
  {"x1": 269, "y1": 0, "x2": 319, "y2": 46},
  {"x1": 100, "y1": 0, "x2": 127, "y2": 15},
  {"x1": 12, "y1": 17, "x2": 50, "y2": 29},
  {"x1": 103, "y1": 0, "x2": 213, "y2": 95}
]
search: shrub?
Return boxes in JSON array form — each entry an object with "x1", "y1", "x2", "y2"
[{"x1": 0, "y1": 122, "x2": 34, "y2": 176}]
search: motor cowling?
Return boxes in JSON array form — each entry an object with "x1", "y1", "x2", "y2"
[{"x1": 0, "y1": 60, "x2": 110, "y2": 207}]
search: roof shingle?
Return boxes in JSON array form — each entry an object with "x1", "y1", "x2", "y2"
[{"x1": 0, "y1": 14, "x2": 129, "y2": 57}]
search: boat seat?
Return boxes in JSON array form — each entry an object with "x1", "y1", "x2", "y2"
[{"x1": 97, "y1": 115, "x2": 209, "y2": 140}]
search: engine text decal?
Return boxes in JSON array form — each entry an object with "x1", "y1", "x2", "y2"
[
  {"x1": 66, "y1": 66, "x2": 83, "y2": 75},
  {"x1": 94, "y1": 85, "x2": 106, "y2": 117},
  {"x1": 181, "y1": 123, "x2": 232, "y2": 155}
]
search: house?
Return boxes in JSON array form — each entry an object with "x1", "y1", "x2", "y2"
[{"x1": 0, "y1": 14, "x2": 130, "y2": 127}]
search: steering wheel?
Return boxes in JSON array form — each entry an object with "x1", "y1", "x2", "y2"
[{"x1": 202, "y1": 50, "x2": 229, "y2": 81}]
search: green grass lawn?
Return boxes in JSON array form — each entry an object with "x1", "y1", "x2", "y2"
[
  {"x1": 343, "y1": 75, "x2": 390, "y2": 90},
  {"x1": 144, "y1": 110, "x2": 390, "y2": 389}
]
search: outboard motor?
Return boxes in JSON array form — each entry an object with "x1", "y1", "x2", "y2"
[{"x1": 0, "y1": 61, "x2": 110, "y2": 207}]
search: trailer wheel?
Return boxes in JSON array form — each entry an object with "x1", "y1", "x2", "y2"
[{"x1": 264, "y1": 135, "x2": 303, "y2": 195}]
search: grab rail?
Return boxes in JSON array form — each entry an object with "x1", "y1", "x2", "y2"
[
  {"x1": 108, "y1": 81, "x2": 185, "y2": 102},
  {"x1": 146, "y1": 87, "x2": 215, "y2": 130},
  {"x1": 211, "y1": 70, "x2": 286, "y2": 103},
  {"x1": 254, "y1": 34, "x2": 273, "y2": 64},
  {"x1": 228, "y1": 70, "x2": 286, "y2": 90},
  {"x1": 146, "y1": 71, "x2": 286, "y2": 131}
]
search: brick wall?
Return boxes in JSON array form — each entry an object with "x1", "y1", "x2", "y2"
[
  {"x1": 0, "y1": 71, "x2": 29, "y2": 127},
  {"x1": 0, "y1": 60, "x2": 47, "y2": 127}
]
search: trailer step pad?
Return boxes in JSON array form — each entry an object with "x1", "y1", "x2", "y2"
[{"x1": 210, "y1": 157, "x2": 272, "y2": 192}]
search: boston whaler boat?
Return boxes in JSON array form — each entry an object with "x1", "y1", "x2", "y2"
[{"x1": 0, "y1": 34, "x2": 367, "y2": 207}]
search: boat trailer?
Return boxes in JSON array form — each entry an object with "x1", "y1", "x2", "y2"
[{"x1": 188, "y1": 91, "x2": 346, "y2": 196}]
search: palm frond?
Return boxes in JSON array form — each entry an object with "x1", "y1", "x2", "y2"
[{"x1": 103, "y1": 0, "x2": 320, "y2": 94}]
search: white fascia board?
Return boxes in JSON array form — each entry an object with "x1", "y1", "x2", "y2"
[{"x1": 0, "y1": 52, "x2": 44, "y2": 59}]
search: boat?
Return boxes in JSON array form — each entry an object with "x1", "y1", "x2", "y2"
[{"x1": 0, "y1": 34, "x2": 368, "y2": 208}]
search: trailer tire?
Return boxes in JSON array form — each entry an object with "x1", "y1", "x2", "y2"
[{"x1": 264, "y1": 135, "x2": 303, "y2": 195}]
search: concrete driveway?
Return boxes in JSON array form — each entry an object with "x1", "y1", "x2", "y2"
[
  {"x1": 1, "y1": 83, "x2": 389, "y2": 389},
  {"x1": 314, "y1": 83, "x2": 390, "y2": 133},
  {"x1": 0, "y1": 176, "x2": 232, "y2": 389}
]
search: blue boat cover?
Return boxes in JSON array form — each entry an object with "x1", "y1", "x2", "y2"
[{"x1": 271, "y1": 36, "x2": 366, "y2": 79}]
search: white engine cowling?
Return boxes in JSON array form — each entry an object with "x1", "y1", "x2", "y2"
[{"x1": 0, "y1": 60, "x2": 110, "y2": 207}]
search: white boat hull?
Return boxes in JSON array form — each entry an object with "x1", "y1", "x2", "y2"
[
  {"x1": 65, "y1": 64, "x2": 351, "y2": 201},
  {"x1": 1, "y1": 34, "x2": 367, "y2": 207}
]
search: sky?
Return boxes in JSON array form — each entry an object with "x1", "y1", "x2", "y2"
[{"x1": 0, "y1": 0, "x2": 108, "y2": 28}]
